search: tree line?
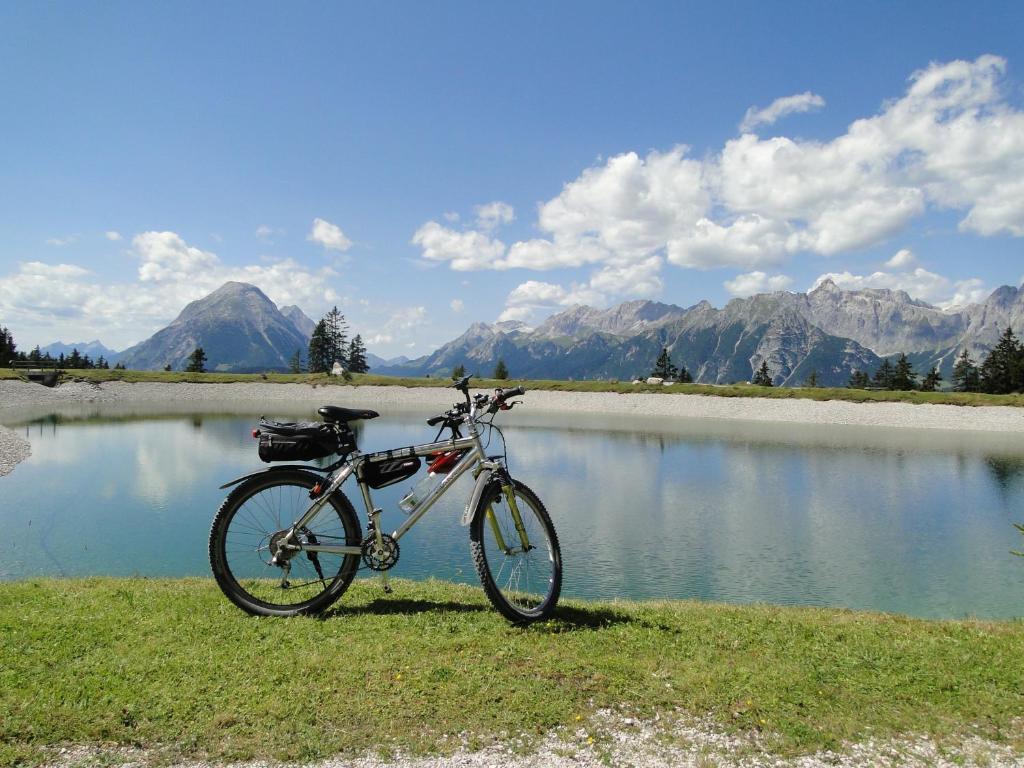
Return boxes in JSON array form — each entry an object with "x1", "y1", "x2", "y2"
[
  {"x1": 847, "y1": 326, "x2": 1024, "y2": 393},
  {"x1": 1, "y1": 328, "x2": 120, "y2": 369}
]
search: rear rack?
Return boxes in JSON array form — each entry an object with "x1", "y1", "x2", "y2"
[{"x1": 8, "y1": 360, "x2": 65, "y2": 388}]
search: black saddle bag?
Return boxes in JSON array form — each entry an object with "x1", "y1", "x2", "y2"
[{"x1": 256, "y1": 418, "x2": 356, "y2": 463}]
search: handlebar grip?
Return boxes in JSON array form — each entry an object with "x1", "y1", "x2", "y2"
[
  {"x1": 426, "y1": 415, "x2": 446, "y2": 426},
  {"x1": 502, "y1": 386, "x2": 526, "y2": 399}
]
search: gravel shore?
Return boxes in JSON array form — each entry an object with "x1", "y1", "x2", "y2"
[{"x1": 3, "y1": 378, "x2": 1024, "y2": 479}]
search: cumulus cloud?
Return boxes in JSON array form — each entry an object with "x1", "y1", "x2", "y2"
[
  {"x1": 885, "y1": 249, "x2": 917, "y2": 269},
  {"x1": 474, "y1": 201, "x2": 514, "y2": 230},
  {"x1": 308, "y1": 218, "x2": 352, "y2": 252},
  {"x1": 813, "y1": 266, "x2": 989, "y2": 309},
  {"x1": 450, "y1": 299, "x2": 464, "y2": 313},
  {"x1": 410, "y1": 220, "x2": 506, "y2": 270},
  {"x1": 105, "y1": 231, "x2": 122, "y2": 241},
  {"x1": 739, "y1": 91, "x2": 826, "y2": 133},
  {"x1": 413, "y1": 54, "x2": 1024, "y2": 298},
  {"x1": 724, "y1": 271, "x2": 794, "y2": 297}
]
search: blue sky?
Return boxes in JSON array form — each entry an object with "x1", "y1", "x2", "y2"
[{"x1": 1, "y1": 1, "x2": 1022, "y2": 356}]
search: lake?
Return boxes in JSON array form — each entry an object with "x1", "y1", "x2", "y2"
[{"x1": 2, "y1": 402, "x2": 1023, "y2": 619}]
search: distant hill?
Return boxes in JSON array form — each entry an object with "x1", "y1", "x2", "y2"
[
  {"x1": 118, "y1": 282, "x2": 309, "y2": 372},
  {"x1": 40, "y1": 340, "x2": 121, "y2": 364}
]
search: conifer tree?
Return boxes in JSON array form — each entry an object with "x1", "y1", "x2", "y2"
[
  {"x1": 980, "y1": 326, "x2": 1023, "y2": 394},
  {"x1": 452, "y1": 363, "x2": 466, "y2": 380},
  {"x1": 952, "y1": 349, "x2": 980, "y2": 392},
  {"x1": 0, "y1": 326, "x2": 15, "y2": 364},
  {"x1": 804, "y1": 370, "x2": 820, "y2": 388},
  {"x1": 346, "y1": 334, "x2": 369, "y2": 373},
  {"x1": 68, "y1": 348, "x2": 82, "y2": 369},
  {"x1": 185, "y1": 347, "x2": 207, "y2": 373},
  {"x1": 873, "y1": 359, "x2": 895, "y2": 390},
  {"x1": 307, "y1": 320, "x2": 331, "y2": 373},
  {"x1": 493, "y1": 359, "x2": 509, "y2": 380},
  {"x1": 848, "y1": 370, "x2": 870, "y2": 389},
  {"x1": 288, "y1": 348, "x2": 304, "y2": 374},
  {"x1": 677, "y1": 365, "x2": 693, "y2": 383},
  {"x1": 752, "y1": 360, "x2": 773, "y2": 386},
  {"x1": 651, "y1": 347, "x2": 678, "y2": 379},
  {"x1": 323, "y1": 306, "x2": 348, "y2": 367},
  {"x1": 920, "y1": 366, "x2": 942, "y2": 392},
  {"x1": 891, "y1": 353, "x2": 917, "y2": 391}
]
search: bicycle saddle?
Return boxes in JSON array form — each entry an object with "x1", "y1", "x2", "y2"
[{"x1": 317, "y1": 406, "x2": 380, "y2": 423}]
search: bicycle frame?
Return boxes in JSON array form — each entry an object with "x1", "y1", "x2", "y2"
[{"x1": 275, "y1": 404, "x2": 521, "y2": 565}]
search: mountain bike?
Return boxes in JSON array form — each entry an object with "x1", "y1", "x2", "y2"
[{"x1": 208, "y1": 377, "x2": 562, "y2": 622}]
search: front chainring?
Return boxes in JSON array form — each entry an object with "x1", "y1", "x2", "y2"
[{"x1": 361, "y1": 533, "x2": 400, "y2": 571}]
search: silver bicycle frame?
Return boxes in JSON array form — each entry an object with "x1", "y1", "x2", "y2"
[{"x1": 281, "y1": 405, "x2": 498, "y2": 557}]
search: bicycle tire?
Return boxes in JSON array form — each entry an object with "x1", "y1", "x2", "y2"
[
  {"x1": 470, "y1": 479, "x2": 562, "y2": 623},
  {"x1": 209, "y1": 469, "x2": 361, "y2": 617}
]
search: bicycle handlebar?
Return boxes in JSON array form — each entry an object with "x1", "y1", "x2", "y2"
[{"x1": 426, "y1": 385, "x2": 527, "y2": 426}]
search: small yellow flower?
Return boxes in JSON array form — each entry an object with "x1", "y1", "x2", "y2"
[
  {"x1": 395, "y1": 673, "x2": 402, "y2": 680},
  {"x1": 574, "y1": 715, "x2": 583, "y2": 722},
  {"x1": 587, "y1": 737, "x2": 594, "y2": 744},
  {"x1": 759, "y1": 719, "x2": 766, "y2": 725}
]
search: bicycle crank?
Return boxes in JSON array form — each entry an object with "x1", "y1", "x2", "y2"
[{"x1": 361, "y1": 533, "x2": 400, "y2": 571}]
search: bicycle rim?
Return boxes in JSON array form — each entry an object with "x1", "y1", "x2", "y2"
[
  {"x1": 473, "y1": 482, "x2": 561, "y2": 620},
  {"x1": 217, "y1": 476, "x2": 357, "y2": 612}
]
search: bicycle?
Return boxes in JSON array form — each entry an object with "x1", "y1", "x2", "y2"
[{"x1": 208, "y1": 377, "x2": 562, "y2": 622}]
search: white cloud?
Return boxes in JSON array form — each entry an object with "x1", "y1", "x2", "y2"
[
  {"x1": 255, "y1": 224, "x2": 284, "y2": 241},
  {"x1": 450, "y1": 299, "x2": 465, "y2": 313},
  {"x1": 134, "y1": 231, "x2": 219, "y2": 283},
  {"x1": 474, "y1": 201, "x2": 515, "y2": 230},
  {"x1": 740, "y1": 92, "x2": 826, "y2": 133},
  {"x1": 813, "y1": 265, "x2": 989, "y2": 309},
  {"x1": 308, "y1": 218, "x2": 352, "y2": 252},
  {"x1": 443, "y1": 211, "x2": 460, "y2": 223},
  {"x1": 497, "y1": 279, "x2": 605, "y2": 323},
  {"x1": 411, "y1": 220, "x2": 506, "y2": 270},
  {"x1": 885, "y1": 249, "x2": 917, "y2": 269},
  {"x1": 45, "y1": 235, "x2": 78, "y2": 247},
  {"x1": 413, "y1": 55, "x2": 1024, "y2": 288},
  {"x1": 724, "y1": 271, "x2": 794, "y2": 297},
  {"x1": 104, "y1": 231, "x2": 122, "y2": 241}
]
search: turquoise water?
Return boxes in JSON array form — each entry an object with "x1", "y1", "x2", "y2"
[{"x1": 2, "y1": 404, "x2": 1023, "y2": 619}]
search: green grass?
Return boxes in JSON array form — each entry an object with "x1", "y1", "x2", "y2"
[
  {"x1": 1, "y1": 578, "x2": 1022, "y2": 766},
  {"x1": 4, "y1": 367, "x2": 1024, "y2": 407}
]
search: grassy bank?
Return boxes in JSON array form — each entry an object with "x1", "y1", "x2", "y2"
[
  {"x1": 3, "y1": 367, "x2": 1024, "y2": 407},
  {"x1": 1, "y1": 578, "x2": 1022, "y2": 766}
]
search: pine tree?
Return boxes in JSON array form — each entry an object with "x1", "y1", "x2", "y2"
[
  {"x1": 346, "y1": 334, "x2": 369, "y2": 373},
  {"x1": 848, "y1": 370, "x2": 870, "y2": 389},
  {"x1": 677, "y1": 365, "x2": 693, "y2": 384},
  {"x1": 921, "y1": 366, "x2": 942, "y2": 392},
  {"x1": 980, "y1": 327, "x2": 1023, "y2": 394},
  {"x1": 307, "y1": 320, "x2": 331, "y2": 373},
  {"x1": 752, "y1": 360, "x2": 773, "y2": 386},
  {"x1": 288, "y1": 348, "x2": 304, "y2": 374},
  {"x1": 804, "y1": 370, "x2": 820, "y2": 388},
  {"x1": 162, "y1": 364, "x2": 171, "y2": 372},
  {"x1": 185, "y1": 347, "x2": 207, "y2": 373},
  {"x1": 28, "y1": 345, "x2": 41, "y2": 363},
  {"x1": 0, "y1": 326, "x2": 15, "y2": 364},
  {"x1": 493, "y1": 359, "x2": 509, "y2": 380},
  {"x1": 452, "y1": 363, "x2": 466, "y2": 380},
  {"x1": 891, "y1": 353, "x2": 917, "y2": 391},
  {"x1": 872, "y1": 359, "x2": 895, "y2": 390},
  {"x1": 951, "y1": 349, "x2": 980, "y2": 392},
  {"x1": 95, "y1": 356, "x2": 108, "y2": 370},
  {"x1": 651, "y1": 347, "x2": 678, "y2": 379},
  {"x1": 323, "y1": 306, "x2": 348, "y2": 367},
  {"x1": 68, "y1": 348, "x2": 82, "y2": 369}
]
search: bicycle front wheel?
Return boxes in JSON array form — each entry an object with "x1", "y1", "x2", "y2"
[
  {"x1": 470, "y1": 479, "x2": 562, "y2": 622},
  {"x1": 209, "y1": 469, "x2": 361, "y2": 617}
]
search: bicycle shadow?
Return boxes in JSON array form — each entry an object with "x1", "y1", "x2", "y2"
[{"x1": 321, "y1": 597, "x2": 634, "y2": 632}]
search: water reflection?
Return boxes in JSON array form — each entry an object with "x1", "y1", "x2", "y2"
[{"x1": 2, "y1": 406, "x2": 1023, "y2": 619}]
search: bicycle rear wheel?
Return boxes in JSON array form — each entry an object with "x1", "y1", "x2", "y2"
[
  {"x1": 470, "y1": 479, "x2": 561, "y2": 622},
  {"x1": 209, "y1": 469, "x2": 361, "y2": 617}
]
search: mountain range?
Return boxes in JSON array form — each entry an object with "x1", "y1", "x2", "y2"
[
  {"x1": 80, "y1": 278, "x2": 1024, "y2": 385},
  {"x1": 374, "y1": 280, "x2": 1024, "y2": 387},
  {"x1": 40, "y1": 339, "x2": 121, "y2": 364}
]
